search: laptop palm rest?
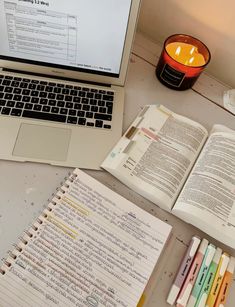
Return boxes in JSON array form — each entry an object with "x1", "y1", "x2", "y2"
[{"x1": 13, "y1": 123, "x2": 71, "y2": 161}]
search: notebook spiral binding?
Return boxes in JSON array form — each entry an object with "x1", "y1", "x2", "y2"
[{"x1": 0, "y1": 170, "x2": 78, "y2": 276}]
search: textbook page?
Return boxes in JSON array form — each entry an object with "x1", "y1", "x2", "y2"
[
  {"x1": 173, "y1": 125, "x2": 235, "y2": 248},
  {"x1": 102, "y1": 105, "x2": 208, "y2": 211},
  {"x1": 0, "y1": 169, "x2": 172, "y2": 307}
]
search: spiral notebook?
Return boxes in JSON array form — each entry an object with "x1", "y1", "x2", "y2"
[{"x1": 0, "y1": 169, "x2": 171, "y2": 307}]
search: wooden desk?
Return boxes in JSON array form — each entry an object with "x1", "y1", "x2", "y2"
[{"x1": 0, "y1": 33, "x2": 234, "y2": 306}]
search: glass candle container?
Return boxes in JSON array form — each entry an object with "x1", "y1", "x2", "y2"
[{"x1": 156, "y1": 34, "x2": 211, "y2": 90}]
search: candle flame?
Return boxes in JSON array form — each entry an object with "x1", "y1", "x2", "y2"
[
  {"x1": 190, "y1": 46, "x2": 196, "y2": 55},
  {"x1": 175, "y1": 46, "x2": 181, "y2": 56},
  {"x1": 189, "y1": 57, "x2": 195, "y2": 64}
]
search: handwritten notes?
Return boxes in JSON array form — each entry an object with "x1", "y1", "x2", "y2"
[{"x1": 0, "y1": 169, "x2": 171, "y2": 307}]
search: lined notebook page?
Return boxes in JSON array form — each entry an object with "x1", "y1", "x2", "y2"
[{"x1": 0, "y1": 169, "x2": 171, "y2": 307}]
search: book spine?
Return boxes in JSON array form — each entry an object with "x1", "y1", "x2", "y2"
[{"x1": 0, "y1": 170, "x2": 78, "y2": 276}]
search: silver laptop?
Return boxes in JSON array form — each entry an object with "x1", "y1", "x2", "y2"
[{"x1": 0, "y1": 0, "x2": 141, "y2": 169}]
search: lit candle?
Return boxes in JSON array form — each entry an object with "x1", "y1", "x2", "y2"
[
  {"x1": 166, "y1": 42, "x2": 206, "y2": 66},
  {"x1": 156, "y1": 34, "x2": 210, "y2": 90}
]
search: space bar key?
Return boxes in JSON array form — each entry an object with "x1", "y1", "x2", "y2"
[{"x1": 22, "y1": 110, "x2": 66, "y2": 123}]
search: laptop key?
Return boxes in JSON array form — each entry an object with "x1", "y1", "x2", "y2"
[
  {"x1": 11, "y1": 81, "x2": 20, "y2": 87},
  {"x1": 82, "y1": 104, "x2": 90, "y2": 111},
  {"x1": 48, "y1": 93, "x2": 56, "y2": 99},
  {"x1": 48, "y1": 100, "x2": 56, "y2": 106},
  {"x1": 0, "y1": 99, "x2": 6, "y2": 106},
  {"x1": 87, "y1": 122, "x2": 94, "y2": 126},
  {"x1": 60, "y1": 108, "x2": 68, "y2": 115},
  {"x1": 91, "y1": 106, "x2": 98, "y2": 112},
  {"x1": 5, "y1": 87, "x2": 13, "y2": 93},
  {"x1": 67, "y1": 116, "x2": 77, "y2": 124},
  {"x1": 7, "y1": 101, "x2": 15, "y2": 107},
  {"x1": 86, "y1": 112, "x2": 93, "y2": 118},
  {"x1": 69, "y1": 109, "x2": 76, "y2": 116},
  {"x1": 65, "y1": 96, "x2": 72, "y2": 102},
  {"x1": 31, "y1": 91, "x2": 39, "y2": 97},
  {"x1": 95, "y1": 120, "x2": 103, "y2": 128},
  {"x1": 22, "y1": 89, "x2": 30, "y2": 95},
  {"x1": 65, "y1": 102, "x2": 73, "y2": 108},
  {"x1": 31, "y1": 97, "x2": 39, "y2": 103},
  {"x1": 42, "y1": 106, "x2": 50, "y2": 112},
  {"x1": 78, "y1": 118, "x2": 86, "y2": 125},
  {"x1": 13, "y1": 88, "x2": 22, "y2": 94},
  {"x1": 20, "y1": 82, "x2": 28, "y2": 88},
  {"x1": 28, "y1": 83, "x2": 36, "y2": 89},
  {"x1": 53, "y1": 87, "x2": 61, "y2": 93},
  {"x1": 99, "y1": 107, "x2": 106, "y2": 113},
  {"x1": 104, "y1": 124, "x2": 111, "y2": 129},
  {"x1": 25, "y1": 103, "x2": 33, "y2": 110},
  {"x1": 39, "y1": 92, "x2": 47, "y2": 98},
  {"x1": 11, "y1": 108, "x2": 22, "y2": 116},
  {"x1": 33, "y1": 104, "x2": 42, "y2": 111},
  {"x1": 57, "y1": 101, "x2": 65, "y2": 107},
  {"x1": 77, "y1": 111, "x2": 85, "y2": 117},
  {"x1": 2, "y1": 80, "x2": 11, "y2": 86},
  {"x1": 39, "y1": 98, "x2": 48, "y2": 105},
  {"x1": 22, "y1": 96, "x2": 30, "y2": 102},
  {"x1": 4, "y1": 93, "x2": 13, "y2": 100},
  {"x1": 103, "y1": 94, "x2": 114, "y2": 101},
  {"x1": 51, "y1": 107, "x2": 59, "y2": 113},
  {"x1": 23, "y1": 110, "x2": 66, "y2": 123},
  {"x1": 1, "y1": 107, "x2": 11, "y2": 115},
  {"x1": 73, "y1": 97, "x2": 80, "y2": 103},
  {"x1": 16, "y1": 102, "x2": 24, "y2": 108},
  {"x1": 94, "y1": 113, "x2": 112, "y2": 121}
]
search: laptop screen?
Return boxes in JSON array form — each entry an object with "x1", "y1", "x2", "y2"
[{"x1": 0, "y1": 0, "x2": 132, "y2": 78}]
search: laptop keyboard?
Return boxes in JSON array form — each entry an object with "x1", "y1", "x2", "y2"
[{"x1": 0, "y1": 75, "x2": 114, "y2": 129}]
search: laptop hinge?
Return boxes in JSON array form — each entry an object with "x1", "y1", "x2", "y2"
[{"x1": 2, "y1": 68, "x2": 112, "y2": 88}]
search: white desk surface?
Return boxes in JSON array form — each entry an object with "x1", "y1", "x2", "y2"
[{"x1": 0, "y1": 32, "x2": 235, "y2": 307}]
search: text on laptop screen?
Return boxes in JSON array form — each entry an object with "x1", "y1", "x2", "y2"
[{"x1": 0, "y1": 0, "x2": 132, "y2": 77}]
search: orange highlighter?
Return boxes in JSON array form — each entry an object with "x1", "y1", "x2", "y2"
[{"x1": 214, "y1": 257, "x2": 235, "y2": 307}]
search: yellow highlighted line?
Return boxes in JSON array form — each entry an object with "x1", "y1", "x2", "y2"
[
  {"x1": 62, "y1": 196, "x2": 89, "y2": 216},
  {"x1": 47, "y1": 214, "x2": 78, "y2": 239},
  {"x1": 158, "y1": 106, "x2": 172, "y2": 117}
]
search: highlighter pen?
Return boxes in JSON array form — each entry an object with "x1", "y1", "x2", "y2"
[
  {"x1": 195, "y1": 247, "x2": 222, "y2": 307},
  {"x1": 167, "y1": 236, "x2": 201, "y2": 305},
  {"x1": 214, "y1": 257, "x2": 235, "y2": 307},
  {"x1": 187, "y1": 243, "x2": 216, "y2": 307},
  {"x1": 176, "y1": 238, "x2": 208, "y2": 307},
  {"x1": 206, "y1": 252, "x2": 230, "y2": 307}
]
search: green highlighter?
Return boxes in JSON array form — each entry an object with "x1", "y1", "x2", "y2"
[
  {"x1": 187, "y1": 243, "x2": 216, "y2": 307},
  {"x1": 194, "y1": 247, "x2": 222, "y2": 307}
]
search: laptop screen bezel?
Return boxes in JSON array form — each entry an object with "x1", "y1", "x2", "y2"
[{"x1": 0, "y1": 0, "x2": 141, "y2": 87}]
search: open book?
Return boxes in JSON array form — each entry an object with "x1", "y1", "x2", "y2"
[
  {"x1": 0, "y1": 169, "x2": 171, "y2": 307},
  {"x1": 102, "y1": 105, "x2": 235, "y2": 249}
]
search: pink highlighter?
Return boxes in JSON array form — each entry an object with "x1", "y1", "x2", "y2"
[{"x1": 176, "y1": 238, "x2": 209, "y2": 307}]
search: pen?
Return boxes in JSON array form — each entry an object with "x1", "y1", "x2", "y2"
[
  {"x1": 214, "y1": 257, "x2": 235, "y2": 307},
  {"x1": 195, "y1": 247, "x2": 222, "y2": 307},
  {"x1": 187, "y1": 243, "x2": 216, "y2": 307},
  {"x1": 167, "y1": 236, "x2": 201, "y2": 305},
  {"x1": 206, "y1": 252, "x2": 230, "y2": 307},
  {"x1": 176, "y1": 239, "x2": 208, "y2": 307}
]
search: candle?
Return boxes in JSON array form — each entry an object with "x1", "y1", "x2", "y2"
[{"x1": 156, "y1": 34, "x2": 210, "y2": 90}]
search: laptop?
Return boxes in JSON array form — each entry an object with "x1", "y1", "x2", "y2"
[{"x1": 0, "y1": 0, "x2": 141, "y2": 169}]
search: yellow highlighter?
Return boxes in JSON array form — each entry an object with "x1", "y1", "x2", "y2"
[
  {"x1": 214, "y1": 257, "x2": 235, "y2": 307},
  {"x1": 205, "y1": 252, "x2": 230, "y2": 307}
]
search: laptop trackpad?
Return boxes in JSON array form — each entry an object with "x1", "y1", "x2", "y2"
[{"x1": 13, "y1": 123, "x2": 71, "y2": 161}]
